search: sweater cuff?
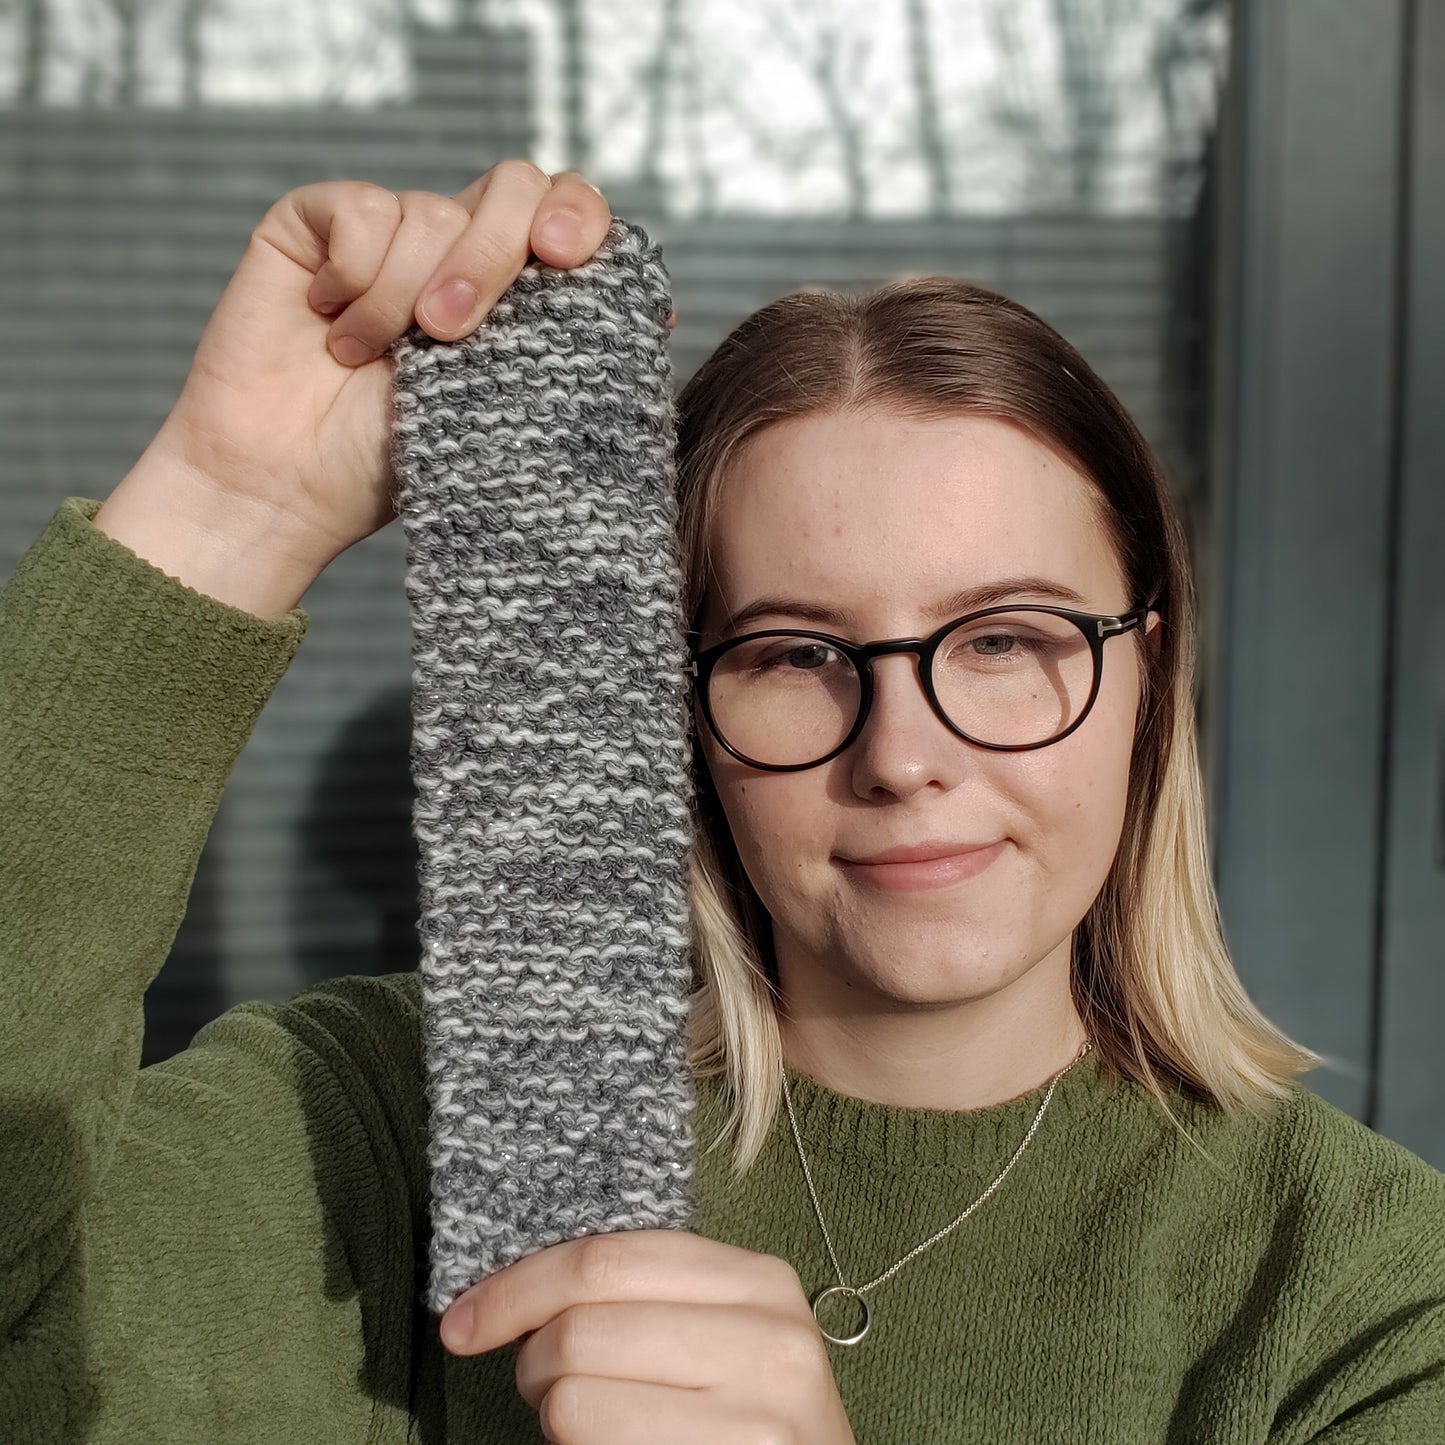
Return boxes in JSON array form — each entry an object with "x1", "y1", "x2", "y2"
[{"x1": 0, "y1": 497, "x2": 308, "y2": 781}]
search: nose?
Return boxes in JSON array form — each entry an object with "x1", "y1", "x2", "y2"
[{"x1": 847, "y1": 650, "x2": 967, "y2": 800}]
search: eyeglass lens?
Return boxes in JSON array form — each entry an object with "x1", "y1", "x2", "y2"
[{"x1": 707, "y1": 609, "x2": 1095, "y2": 767}]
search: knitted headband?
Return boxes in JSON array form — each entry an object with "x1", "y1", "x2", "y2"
[{"x1": 390, "y1": 220, "x2": 698, "y2": 1317}]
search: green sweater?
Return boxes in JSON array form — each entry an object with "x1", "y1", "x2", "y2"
[{"x1": 3, "y1": 497, "x2": 1444, "y2": 1444}]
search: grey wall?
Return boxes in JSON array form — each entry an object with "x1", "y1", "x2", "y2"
[
  {"x1": 1210, "y1": 0, "x2": 1444, "y2": 1164},
  {"x1": 1375, "y1": 0, "x2": 1445, "y2": 1165}
]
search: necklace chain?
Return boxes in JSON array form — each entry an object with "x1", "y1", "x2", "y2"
[{"x1": 780, "y1": 1039, "x2": 1093, "y2": 1346}]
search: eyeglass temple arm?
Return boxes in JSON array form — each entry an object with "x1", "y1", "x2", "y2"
[{"x1": 1096, "y1": 605, "x2": 1153, "y2": 639}]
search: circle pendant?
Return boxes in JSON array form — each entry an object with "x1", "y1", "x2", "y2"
[{"x1": 811, "y1": 1284, "x2": 870, "y2": 1346}]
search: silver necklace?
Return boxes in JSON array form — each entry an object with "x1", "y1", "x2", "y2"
[{"x1": 781, "y1": 1039, "x2": 1093, "y2": 1347}]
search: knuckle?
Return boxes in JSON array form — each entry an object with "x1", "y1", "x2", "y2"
[
  {"x1": 573, "y1": 1233, "x2": 631, "y2": 1294},
  {"x1": 348, "y1": 182, "x2": 402, "y2": 222},
  {"x1": 268, "y1": 180, "x2": 320, "y2": 213},
  {"x1": 772, "y1": 1315, "x2": 826, "y2": 1373},
  {"x1": 725, "y1": 1417, "x2": 794, "y2": 1445},
  {"x1": 549, "y1": 168, "x2": 603, "y2": 195},
  {"x1": 412, "y1": 192, "x2": 471, "y2": 232},
  {"x1": 539, "y1": 1375, "x2": 588, "y2": 1440},
  {"x1": 493, "y1": 158, "x2": 551, "y2": 192},
  {"x1": 552, "y1": 170, "x2": 608, "y2": 209},
  {"x1": 757, "y1": 1251, "x2": 805, "y2": 1298},
  {"x1": 553, "y1": 1305, "x2": 598, "y2": 1371},
  {"x1": 744, "y1": 1425, "x2": 795, "y2": 1445}
]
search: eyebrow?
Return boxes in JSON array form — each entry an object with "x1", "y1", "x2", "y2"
[{"x1": 720, "y1": 576, "x2": 1091, "y2": 635}]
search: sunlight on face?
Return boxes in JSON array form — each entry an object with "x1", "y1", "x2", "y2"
[{"x1": 695, "y1": 409, "x2": 1152, "y2": 1016}]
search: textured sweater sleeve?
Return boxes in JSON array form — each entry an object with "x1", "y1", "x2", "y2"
[
  {"x1": 1269, "y1": 1099, "x2": 1445, "y2": 1444},
  {"x1": 1305, "y1": 1393, "x2": 1442, "y2": 1443},
  {"x1": 1303, "y1": 1203, "x2": 1445, "y2": 1441},
  {"x1": 0, "y1": 500, "x2": 432, "y2": 1442}
]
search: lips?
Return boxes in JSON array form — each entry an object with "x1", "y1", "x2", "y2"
[
  {"x1": 835, "y1": 840, "x2": 1008, "y2": 893},
  {"x1": 842, "y1": 840, "x2": 998, "y2": 866}
]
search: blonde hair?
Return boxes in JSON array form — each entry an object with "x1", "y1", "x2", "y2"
[{"x1": 677, "y1": 279, "x2": 1319, "y2": 1173}]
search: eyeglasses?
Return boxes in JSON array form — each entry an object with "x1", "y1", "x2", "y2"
[{"x1": 687, "y1": 604, "x2": 1152, "y2": 772}]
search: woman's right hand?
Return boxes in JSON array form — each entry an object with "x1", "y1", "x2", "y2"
[{"x1": 94, "y1": 163, "x2": 613, "y2": 616}]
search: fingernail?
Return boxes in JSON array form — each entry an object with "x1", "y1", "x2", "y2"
[
  {"x1": 537, "y1": 209, "x2": 582, "y2": 254},
  {"x1": 420, "y1": 279, "x2": 479, "y2": 332},
  {"x1": 442, "y1": 1301, "x2": 474, "y2": 1351},
  {"x1": 330, "y1": 334, "x2": 377, "y2": 366}
]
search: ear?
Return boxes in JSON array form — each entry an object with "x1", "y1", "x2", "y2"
[{"x1": 1144, "y1": 610, "x2": 1163, "y2": 655}]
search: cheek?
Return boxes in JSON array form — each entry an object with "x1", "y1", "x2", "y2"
[
  {"x1": 697, "y1": 736, "x2": 813, "y2": 884},
  {"x1": 1031, "y1": 674, "x2": 1141, "y2": 862}
]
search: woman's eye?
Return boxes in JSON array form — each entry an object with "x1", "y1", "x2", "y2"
[
  {"x1": 762, "y1": 643, "x2": 833, "y2": 670},
  {"x1": 944, "y1": 630, "x2": 1058, "y2": 665},
  {"x1": 971, "y1": 633, "x2": 1019, "y2": 656}
]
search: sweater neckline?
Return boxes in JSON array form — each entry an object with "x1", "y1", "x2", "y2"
[{"x1": 768, "y1": 1046, "x2": 1112, "y2": 1171}]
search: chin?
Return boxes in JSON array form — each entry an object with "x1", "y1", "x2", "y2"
[{"x1": 843, "y1": 946, "x2": 1031, "y2": 1009}]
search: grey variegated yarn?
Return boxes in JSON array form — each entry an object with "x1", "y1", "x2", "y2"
[{"x1": 389, "y1": 220, "x2": 696, "y2": 1316}]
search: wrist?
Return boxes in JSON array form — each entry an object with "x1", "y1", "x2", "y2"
[{"x1": 94, "y1": 448, "x2": 330, "y2": 618}]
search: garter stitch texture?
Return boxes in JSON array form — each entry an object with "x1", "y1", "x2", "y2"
[{"x1": 389, "y1": 220, "x2": 697, "y2": 1316}]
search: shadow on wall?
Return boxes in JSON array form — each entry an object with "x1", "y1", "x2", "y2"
[
  {"x1": 292, "y1": 685, "x2": 421, "y2": 994},
  {"x1": 141, "y1": 687, "x2": 420, "y2": 1067}
]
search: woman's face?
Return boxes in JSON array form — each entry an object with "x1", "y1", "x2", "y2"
[{"x1": 694, "y1": 408, "x2": 1155, "y2": 1017}]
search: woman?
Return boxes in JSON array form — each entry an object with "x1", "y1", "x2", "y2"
[{"x1": 2, "y1": 163, "x2": 1441, "y2": 1443}]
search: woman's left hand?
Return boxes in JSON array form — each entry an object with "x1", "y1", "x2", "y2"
[{"x1": 440, "y1": 1229, "x2": 858, "y2": 1444}]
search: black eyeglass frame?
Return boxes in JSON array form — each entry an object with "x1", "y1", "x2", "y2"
[{"x1": 686, "y1": 603, "x2": 1154, "y2": 773}]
